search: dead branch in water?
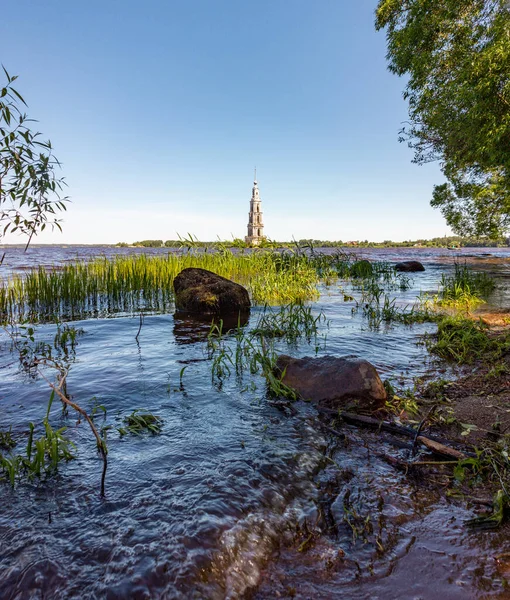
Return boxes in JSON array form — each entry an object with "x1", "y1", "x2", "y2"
[
  {"x1": 36, "y1": 360, "x2": 108, "y2": 497},
  {"x1": 316, "y1": 407, "x2": 471, "y2": 460}
]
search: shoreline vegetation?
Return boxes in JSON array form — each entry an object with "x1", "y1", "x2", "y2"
[{"x1": 115, "y1": 235, "x2": 510, "y2": 249}]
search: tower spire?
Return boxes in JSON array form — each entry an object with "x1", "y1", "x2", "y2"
[{"x1": 245, "y1": 171, "x2": 264, "y2": 246}]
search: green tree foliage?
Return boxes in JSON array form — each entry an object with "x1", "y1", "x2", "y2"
[
  {"x1": 133, "y1": 239, "x2": 163, "y2": 247},
  {"x1": 0, "y1": 68, "x2": 68, "y2": 248},
  {"x1": 376, "y1": 0, "x2": 510, "y2": 237}
]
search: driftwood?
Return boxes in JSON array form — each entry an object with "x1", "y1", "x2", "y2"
[
  {"x1": 316, "y1": 407, "x2": 471, "y2": 460},
  {"x1": 417, "y1": 436, "x2": 466, "y2": 460}
]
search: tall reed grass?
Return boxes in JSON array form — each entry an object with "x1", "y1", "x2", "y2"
[
  {"x1": 0, "y1": 251, "x2": 324, "y2": 323},
  {"x1": 436, "y1": 263, "x2": 495, "y2": 310},
  {"x1": 0, "y1": 248, "x2": 412, "y2": 324}
]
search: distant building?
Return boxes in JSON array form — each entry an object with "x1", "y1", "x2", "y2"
[{"x1": 245, "y1": 171, "x2": 265, "y2": 246}]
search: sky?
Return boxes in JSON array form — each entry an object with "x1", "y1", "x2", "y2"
[{"x1": 1, "y1": 0, "x2": 451, "y2": 244}]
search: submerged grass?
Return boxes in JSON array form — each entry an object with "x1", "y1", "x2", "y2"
[{"x1": 117, "y1": 410, "x2": 163, "y2": 437}]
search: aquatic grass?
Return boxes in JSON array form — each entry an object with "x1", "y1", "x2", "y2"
[
  {"x1": 425, "y1": 315, "x2": 510, "y2": 364},
  {"x1": 117, "y1": 410, "x2": 163, "y2": 436},
  {"x1": 0, "y1": 427, "x2": 16, "y2": 451},
  {"x1": 353, "y1": 280, "x2": 437, "y2": 329},
  {"x1": 0, "y1": 248, "x2": 420, "y2": 324},
  {"x1": 251, "y1": 303, "x2": 328, "y2": 343},
  {"x1": 6, "y1": 325, "x2": 109, "y2": 494},
  {"x1": 206, "y1": 304, "x2": 322, "y2": 398},
  {"x1": 0, "y1": 419, "x2": 76, "y2": 487},
  {"x1": 0, "y1": 251, "x2": 326, "y2": 323},
  {"x1": 435, "y1": 263, "x2": 495, "y2": 311}
]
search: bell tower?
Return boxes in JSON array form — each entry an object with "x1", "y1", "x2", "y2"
[{"x1": 245, "y1": 169, "x2": 264, "y2": 246}]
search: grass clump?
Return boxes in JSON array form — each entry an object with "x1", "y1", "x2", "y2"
[
  {"x1": 117, "y1": 410, "x2": 163, "y2": 437},
  {"x1": 251, "y1": 303, "x2": 327, "y2": 343},
  {"x1": 0, "y1": 427, "x2": 16, "y2": 451},
  {"x1": 452, "y1": 442, "x2": 510, "y2": 529},
  {"x1": 0, "y1": 420, "x2": 75, "y2": 487},
  {"x1": 426, "y1": 315, "x2": 510, "y2": 364},
  {"x1": 436, "y1": 263, "x2": 495, "y2": 311},
  {"x1": 205, "y1": 303, "x2": 326, "y2": 399},
  {"x1": 385, "y1": 390, "x2": 420, "y2": 418}
]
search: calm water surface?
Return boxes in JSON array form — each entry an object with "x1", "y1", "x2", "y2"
[{"x1": 1, "y1": 245, "x2": 510, "y2": 599}]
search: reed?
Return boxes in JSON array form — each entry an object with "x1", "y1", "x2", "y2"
[
  {"x1": 0, "y1": 248, "x2": 415, "y2": 324},
  {"x1": 436, "y1": 263, "x2": 495, "y2": 310},
  {"x1": 0, "y1": 250, "x2": 325, "y2": 323}
]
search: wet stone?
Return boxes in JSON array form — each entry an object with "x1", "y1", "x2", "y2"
[
  {"x1": 275, "y1": 355, "x2": 387, "y2": 411},
  {"x1": 395, "y1": 260, "x2": 425, "y2": 272},
  {"x1": 173, "y1": 267, "x2": 251, "y2": 317}
]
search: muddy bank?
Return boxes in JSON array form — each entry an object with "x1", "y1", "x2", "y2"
[{"x1": 252, "y1": 411, "x2": 510, "y2": 599}]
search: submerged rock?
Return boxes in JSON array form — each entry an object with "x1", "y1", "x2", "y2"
[
  {"x1": 395, "y1": 260, "x2": 425, "y2": 272},
  {"x1": 173, "y1": 267, "x2": 251, "y2": 316},
  {"x1": 275, "y1": 355, "x2": 386, "y2": 411}
]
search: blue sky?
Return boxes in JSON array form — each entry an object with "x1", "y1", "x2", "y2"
[{"x1": 1, "y1": 0, "x2": 450, "y2": 244}]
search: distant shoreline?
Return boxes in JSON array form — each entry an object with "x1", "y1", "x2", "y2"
[{"x1": 1, "y1": 239, "x2": 508, "y2": 250}]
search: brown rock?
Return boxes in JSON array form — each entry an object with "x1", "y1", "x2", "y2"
[
  {"x1": 173, "y1": 267, "x2": 251, "y2": 316},
  {"x1": 275, "y1": 355, "x2": 387, "y2": 410},
  {"x1": 395, "y1": 261, "x2": 425, "y2": 272}
]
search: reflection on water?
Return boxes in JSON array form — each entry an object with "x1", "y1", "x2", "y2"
[
  {"x1": 173, "y1": 312, "x2": 250, "y2": 345},
  {"x1": 0, "y1": 246, "x2": 509, "y2": 598}
]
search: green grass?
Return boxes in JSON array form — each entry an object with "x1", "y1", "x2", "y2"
[
  {"x1": 251, "y1": 303, "x2": 327, "y2": 342},
  {"x1": 117, "y1": 410, "x2": 163, "y2": 436},
  {"x1": 0, "y1": 427, "x2": 16, "y2": 451},
  {"x1": 0, "y1": 251, "x2": 323, "y2": 323},
  {"x1": 435, "y1": 263, "x2": 495, "y2": 311},
  {"x1": 0, "y1": 419, "x2": 75, "y2": 487},
  {"x1": 0, "y1": 249, "x2": 414, "y2": 324},
  {"x1": 205, "y1": 303, "x2": 327, "y2": 398},
  {"x1": 426, "y1": 315, "x2": 510, "y2": 364}
]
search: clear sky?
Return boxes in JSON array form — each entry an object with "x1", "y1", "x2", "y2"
[{"x1": 1, "y1": 0, "x2": 451, "y2": 244}]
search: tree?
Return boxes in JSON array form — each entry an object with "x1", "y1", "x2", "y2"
[
  {"x1": 375, "y1": 0, "x2": 510, "y2": 237},
  {"x1": 0, "y1": 68, "x2": 68, "y2": 248}
]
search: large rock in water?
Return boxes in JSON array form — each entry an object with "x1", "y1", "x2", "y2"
[
  {"x1": 173, "y1": 268, "x2": 251, "y2": 316},
  {"x1": 395, "y1": 260, "x2": 425, "y2": 272},
  {"x1": 275, "y1": 355, "x2": 387, "y2": 411}
]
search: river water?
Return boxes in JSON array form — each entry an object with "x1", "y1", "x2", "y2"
[{"x1": 0, "y1": 245, "x2": 510, "y2": 599}]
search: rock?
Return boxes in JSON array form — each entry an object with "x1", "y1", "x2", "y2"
[
  {"x1": 275, "y1": 355, "x2": 387, "y2": 411},
  {"x1": 173, "y1": 268, "x2": 251, "y2": 316},
  {"x1": 395, "y1": 261, "x2": 425, "y2": 272}
]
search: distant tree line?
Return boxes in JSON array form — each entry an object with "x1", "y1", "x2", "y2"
[{"x1": 115, "y1": 235, "x2": 510, "y2": 249}]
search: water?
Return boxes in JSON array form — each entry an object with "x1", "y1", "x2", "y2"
[{"x1": 1, "y1": 245, "x2": 510, "y2": 599}]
